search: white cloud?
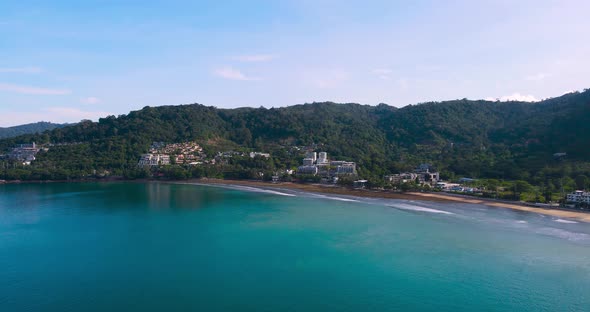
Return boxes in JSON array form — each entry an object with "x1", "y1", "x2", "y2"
[
  {"x1": 80, "y1": 97, "x2": 100, "y2": 105},
  {"x1": 0, "y1": 107, "x2": 111, "y2": 126},
  {"x1": 214, "y1": 66, "x2": 261, "y2": 81},
  {"x1": 372, "y1": 68, "x2": 393, "y2": 80},
  {"x1": 0, "y1": 82, "x2": 70, "y2": 95},
  {"x1": 485, "y1": 93, "x2": 539, "y2": 102},
  {"x1": 525, "y1": 73, "x2": 550, "y2": 81},
  {"x1": 0, "y1": 66, "x2": 42, "y2": 74},
  {"x1": 232, "y1": 54, "x2": 277, "y2": 62}
]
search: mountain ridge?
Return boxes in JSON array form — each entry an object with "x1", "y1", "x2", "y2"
[{"x1": 0, "y1": 90, "x2": 589, "y2": 191}]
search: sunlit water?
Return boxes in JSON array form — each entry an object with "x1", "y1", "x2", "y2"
[{"x1": 1, "y1": 182, "x2": 589, "y2": 311}]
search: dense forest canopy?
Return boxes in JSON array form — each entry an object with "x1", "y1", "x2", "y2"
[{"x1": 1, "y1": 89, "x2": 589, "y2": 195}]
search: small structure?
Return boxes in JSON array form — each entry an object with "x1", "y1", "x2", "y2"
[
  {"x1": 353, "y1": 180, "x2": 368, "y2": 189},
  {"x1": 250, "y1": 152, "x2": 270, "y2": 158}
]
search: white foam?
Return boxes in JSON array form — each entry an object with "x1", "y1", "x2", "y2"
[
  {"x1": 555, "y1": 219, "x2": 578, "y2": 224},
  {"x1": 516, "y1": 220, "x2": 528, "y2": 224},
  {"x1": 536, "y1": 227, "x2": 589, "y2": 242},
  {"x1": 196, "y1": 184, "x2": 296, "y2": 197},
  {"x1": 390, "y1": 203, "x2": 454, "y2": 215},
  {"x1": 311, "y1": 194, "x2": 359, "y2": 202}
]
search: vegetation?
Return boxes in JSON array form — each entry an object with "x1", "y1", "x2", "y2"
[
  {"x1": 1, "y1": 89, "x2": 589, "y2": 204},
  {"x1": 0, "y1": 122, "x2": 69, "y2": 139}
]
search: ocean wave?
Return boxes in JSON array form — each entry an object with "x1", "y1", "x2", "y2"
[
  {"x1": 229, "y1": 185, "x2": 296, "y2": 197},
  {"x1": 555, "y1": 219, "x2": 578, "y2": 224},
  {"x1": 310, "y1": 194, "x2": 360, "y2": 202},
  {"x1": 535, "y1": 227, "x2": 589, "y2": 242},
  {"x1": 190, "y1": 183, "x2": 296, "y2": 197},
  {"x1": 389, "y1": 203, "x2": 454, "y2": 215},
  {"x1": 516, "y1": 220, "x2": 528, "y2": 224}
]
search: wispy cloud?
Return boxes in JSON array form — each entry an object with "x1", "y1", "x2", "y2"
[
  {"x1": 232, "y1": 54, "x2": 277, "y2": 62},
  {"x1": 525, "y1": 73, "x2": 550, "y2": 81},
  {"x1": 0, "y1": 66, "x2": 43, "y2": 74},
  {"x1": 80, "y1": 96, "x2": 100, "y2": 105},
  {"x1": 214, "y1": 66, "x2": 261, "y2": 81},
  {"x1": 372, "y1": 68, "x2": 393, "y2": 80},
  {"x1": 0, "y1": 82, "x2": 70, "y2": 95},
  {"x1": 485, "y1": 93, "x2": 538, "y2": 102}
]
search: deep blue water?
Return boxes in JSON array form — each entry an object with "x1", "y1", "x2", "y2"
[{"x1": 1, "y1": 182, "x2": 589, "y2": 311}]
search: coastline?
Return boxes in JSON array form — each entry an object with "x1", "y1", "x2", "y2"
[
  {"x1": 180, "y1": 178, "x2": 590, "y2": 223},
  {"x1": 4, "y1": 177, "x2": 589, "y2": 223}
]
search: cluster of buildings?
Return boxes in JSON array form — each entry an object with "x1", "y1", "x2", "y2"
[
  {"x1": 384, "y1": 164, "x2": 440, "y2": 186},
  {"x1": 7, "y1": 143, "x2": 46, "y2": 165},
  {"x1": 297, "y1": 151, "x2": 357, "y2": 181},
  {"x1": 138, "y1": 141, "x2": 205, "y2": 167},
  {"x1": 566, "y1": 190, "x2": 590, "y2": 205}
]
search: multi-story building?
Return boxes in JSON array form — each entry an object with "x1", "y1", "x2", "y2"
[
  {"x1": 317, "y1": 152, "x2": 328, "y2": 164},
  {"x1": 305, "y1": 151, "x2": 317, "y2": 163},
  {"x1": 336, "y1": 162, "x2": 357, "y2": 175},
  {"x1": 138, "y1": 154, "x2": 170, "y2": 167},
  {"x1": 384, "y1": 173, "x2": 418, "y2": 184},
  {"x1": 302, "y1": 158, "x2": 314, "y2": 166},
  {"x1": 566, "y1": 191, "x2": 590, "y2": 204},
  {"x1": 297, "y1": 165, "x2": 318, "y2": 175}
]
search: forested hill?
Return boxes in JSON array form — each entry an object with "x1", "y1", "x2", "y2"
[
  {"x1": 0, "y1": 122, "x2": 69, "y2": 139},
  {"x1": 1, "y1": 89, "x2": 589, "y2": 187}
]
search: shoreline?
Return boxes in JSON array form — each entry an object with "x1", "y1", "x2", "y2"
[
  {"x1": 182, "y1": 178, "x2": 590, "y2": 223},
  {"x1": 4, "y1": 177, "x2": 590, "y2": 223}
]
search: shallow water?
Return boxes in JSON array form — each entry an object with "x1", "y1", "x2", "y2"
[{"x1": 1, "y1": 182, "x2": 589, "y2": 311}]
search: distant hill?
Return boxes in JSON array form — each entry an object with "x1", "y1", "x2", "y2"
[
  {"x1": 0, "y1": 89, "x2": 589, "y2": 190},
  {"x1": 0, "y1": 122, "x2": 70, "y2": 139}
]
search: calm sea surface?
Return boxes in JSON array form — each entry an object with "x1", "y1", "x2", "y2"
[{"x1": 1, "y1": 182, "x2": 589, "y2": 311}]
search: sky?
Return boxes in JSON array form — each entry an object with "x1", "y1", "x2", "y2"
[{"x1": 1, "y1": 0, "x2": 589, "y2": 126}]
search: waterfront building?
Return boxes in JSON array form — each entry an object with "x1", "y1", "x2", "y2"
[
  {"x1": 297, "y1": 165, "x2": 318, "y2": 175},
  {"x1": 566, "y1": 191, "x2": 590, "y2": 204}
]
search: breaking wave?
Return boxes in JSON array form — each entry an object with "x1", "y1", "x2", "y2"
[
  {"x1": 555, "y1": 219, "x2": 578, "y2": 224},
  {"x1": 389, "y1": 203, "x2": 454, "y2": 215}
]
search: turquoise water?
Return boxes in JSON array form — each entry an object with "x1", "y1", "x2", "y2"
[{"x1": 1, "y1": 182, "x2": 589, "y2": 311}]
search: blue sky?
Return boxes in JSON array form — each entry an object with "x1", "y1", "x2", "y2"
[{"x1": 1, "y1": 0, "x2": 589, "y2": 126}]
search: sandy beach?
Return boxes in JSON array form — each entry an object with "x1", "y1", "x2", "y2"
[{"x1": 181, "y1": 179, "x2": 590, "y2": 223}]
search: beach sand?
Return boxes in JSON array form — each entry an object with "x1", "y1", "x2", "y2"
[{"x1": 180, "y1": 179, "x2": 590, "y2": 223}]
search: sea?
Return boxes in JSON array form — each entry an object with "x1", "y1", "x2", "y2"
[{"x1": 1, "y1": 182, "x2": 589, "y2": 311}]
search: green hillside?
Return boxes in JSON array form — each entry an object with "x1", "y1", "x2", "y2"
[
  {"x1": 1, "y1": 90, "x2": 589, "y2": 193},
  {"x1": 0, "y1": 122, "x2": 69, "y2": 139}
]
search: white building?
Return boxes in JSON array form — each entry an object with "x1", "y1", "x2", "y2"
[
  {"x1": 317, "y1": 152, "x2": 328, "y2": 164},
  {"x1": 566, "y1": 191, "x2": 590, "y2": 204},
  {"x1": 138, "y1": 154, "x2": 170, "y2": 167},
  {"x1": 297, "y1": 165, "x2": 318, "y2": 175},
  {"x1": 250, "y1": 152, "x2": 270, "y2": 158},
  {"x1": 305, "y1": 151, "x2": 317, "y2": 162},
  {"x1": 302, "y1": 158, "x2": 315, "y2": 166},
  {"x1": 336, "y1": 162, "x2": 357, "y2": 175}
]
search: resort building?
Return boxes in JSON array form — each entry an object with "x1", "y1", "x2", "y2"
[
  {"x1": 9, "y1": 142, "x2": 42, "y2": 165},
  {"x1": 566, "y1": 191, "x2": 590, "y2": 204},
  {"x1": 297, "y1": 165, "x2": 318, "y2": 175},
  {"x1": 138, "y1": 154, "x2": 170, "y2": 167}
]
